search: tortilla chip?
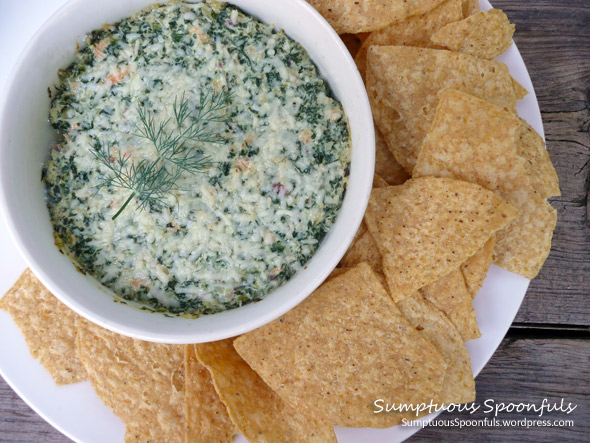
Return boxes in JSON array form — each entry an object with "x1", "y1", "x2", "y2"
[
  {"x1": 355, "y1": 0, "x2": 463, "y2": 76},
  {"x1": 195, "y1": 340, "x2": 336, "y2": 442},
  {"x1": 414, "y1": 89, "x2": 525, "y2": 193},
  {"x1": 340, "y1": 175, "x2": 387, "y2": 270},
  {"x1": 413, "y1": 89, "x2": 556, "y2": 278},
  {"x1": 512, "y1": 77, "x2": 528, "y2": 99},
  {"x1": 307, "y1": 0, "x2": 447, "y2": 34},
  {"x1": 462, "y1": 0, "x2": 479, "y2": 17},
  {"x1": 494, "y1": 190, "x2": 557, "y2": 279},
  {"x1": 0, "y1": 269, "x2": 87, "y2": 385},
  {"x1": 327, "y1": 267, "x2": 350, "y2": 280},
  {"x1": 340, "y1": 229, "x2": 383, "y2": 273},
  {"x1": 329, "y1": 267, "x2": 389, "y2": 289},
  {"x1": 396, "y1": 292, "x2": 475, "y2": 402},
  {"x1": 420, "y1": 270, "x2": 480, "y2": 341},
  {"x1": 355, "y1": 0, "x2": 463, "y2": 78},
  {"x1": 373, "y1": 173, "x2": 390, "y2": 189},
  {"x1": 375, "y1": 128, "x2": 410, "y2": 185},
  {"x1": 76, "y1": 320, "x2": 185, "y2": 442},
  {"x1": 461, "y1": 237, "x2": 495, "y2": 298},
  {"x1": 366, "y1": 45, "x2": 516, "y2": 172},
  {"x1": 364, "y1": 177, "x2": 518, "y2": 299},
  {"x1": 185, "y1": 345, "x2": 235, "y2": 443},
  {"x1": 349, "y1": 221, "x2": 368, "y2": 249},
  {"x1": 430, "y1": 9, "x2": 515, "y2": 60},
  {"x1": 342, "y1": 221, "x2": 368, "y2": 267},
  {"x1": 234, "y1": 263, "x2": 447, "y2": 428},
  {"x1": 340, "y1": 33, "x2": 364, "y2": 58},
  {"x1": 516, "y1": 120, "x2": 560, "y2": 198}
]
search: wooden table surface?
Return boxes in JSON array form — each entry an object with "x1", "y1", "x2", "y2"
[{"x1": 1, "y1": 1, "x2": 589, "y2": 441}]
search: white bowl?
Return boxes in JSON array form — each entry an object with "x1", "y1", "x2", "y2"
[{"x1": 0, "y1": 0, "x2": 374, "y2": 343}]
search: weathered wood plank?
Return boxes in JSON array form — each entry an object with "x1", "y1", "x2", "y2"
[
  {"x1": 410, "y1": 338, "x2": 590, "y2": 441},
  {"x1": 0, "y1": 381, "x2": 69, "y2": 442},
  {"x1": 492, "y1": 0, "x2": 590, "y2": 326}
]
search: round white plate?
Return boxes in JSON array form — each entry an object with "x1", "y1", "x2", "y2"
[{"x1": 0, "y1": 0, "x2": 537, "y2": 441}]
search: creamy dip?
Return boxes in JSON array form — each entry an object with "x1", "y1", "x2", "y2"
[{"x1": 44, "y1": 0, "x2": 351, "y2": 316}]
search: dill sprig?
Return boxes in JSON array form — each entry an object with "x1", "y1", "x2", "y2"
[{"x1": 92, "y1": 90, "x2": 231, "y2": 220}]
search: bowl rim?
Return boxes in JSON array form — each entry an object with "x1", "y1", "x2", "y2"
[{"x1": 0, "y1": 0, "x2": 375, "y2": 343}]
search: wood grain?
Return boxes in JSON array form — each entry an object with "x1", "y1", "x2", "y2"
[{"x1": 0, "y1": 380, "x2": 69, "y2": 442}]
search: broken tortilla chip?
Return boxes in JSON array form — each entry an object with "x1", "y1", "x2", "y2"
[
  {"x1": 373, "y1": 173, "x2": 390, "y2": 189},
  {"x1": 512, "y1": 77, "x2": 528, "y2": 99},
  {"x1": 349, "y1": 221, "x2": 368, "y2": 248},
  {"x1": 185, "y1": 345, "x2": 236, "y2": 443},
  {"x1": 355, "y1": 0, "x2": 463, "y2": 76},
  {"x1": 493, "y1": 189, "x2": 557, "y2": 279},
  {"x1": 306, "y1": 0, "x2": 447, "y2": 34},
  {"x1": 462, "y1": 0, "x2": 479, "y2": 17},
  {"x1": 329, "y1": 267, "x2": 388, "y2": 288},
  {"x1": 396, "y1": 292, "x2": 475, "y2": 402},
  {"x1": 366, "y1": 45, "x2": 516, "y2": 172},
  {"x1": 516, "y1": 120, "x2": 560, "y2": 198},
  {"x1": 195, "y1": 340, "x2": 336, "y2": 442},
  {"x1": 461, "y1": 237, "x2": 495, "y2": 298},
  {"x1": 340, "y1": 229, "x2": 383, "y2": 273},
  {"x1": 364, "y1": 176, "x2": 518, "y2": 298},
  {"x1": 234, "y1": 263, "x2": 447, "y2": 428},
  {"x1": 413, "y1": 89, "x2": 557, "y2": 278},
  {"x1": 327, "y1": 267, "x2": 351, "y2": 280},
  {"x1": 375, "y1": 128, "x2": 410, "y2": 185},
  {"x1": 340, "y1": 174, "x2": 388, "y2": 271},
  {"x1": 0, "y1": 269, "x2": 87, "y2": 385},
  {"x1": 339, "y1": 33, "x2": 365, "y2": 58},
  {"x1": 430, "y1": 9, "x2": 515, "y2": 60},
  {"x1": 76, "y1": 320, "x2": 185, "y2": 443},
  {"x1": 420, "y1": 270, "x2": 481, "y2": 341}
]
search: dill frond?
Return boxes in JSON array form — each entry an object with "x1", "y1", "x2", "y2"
[{"x1": 93, "y1": 90, "x2": 230, "y2": 220}]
